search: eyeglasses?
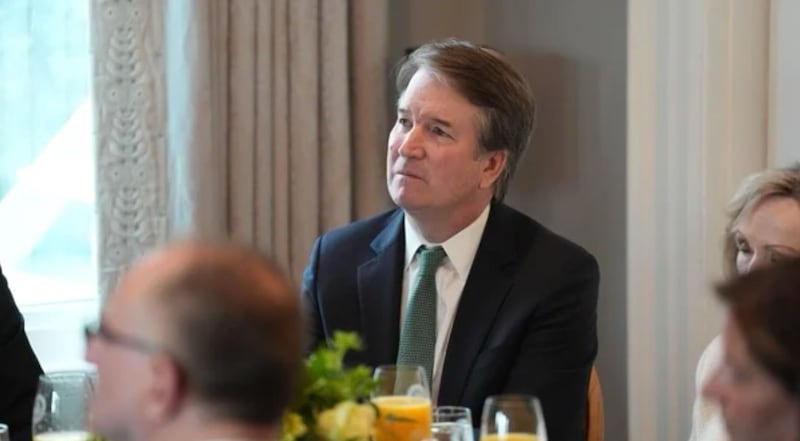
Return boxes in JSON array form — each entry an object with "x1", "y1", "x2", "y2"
[{"x1": 84, "y1": 320, "x2": 161, "y2": 354}]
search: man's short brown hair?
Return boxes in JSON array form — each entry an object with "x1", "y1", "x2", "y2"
[
  {"x1": 395, "y1": 39, "x2": 536, "y2": 201},
  {"x1": 152, "y1": 243, "x2": 304, "y2": 425}
]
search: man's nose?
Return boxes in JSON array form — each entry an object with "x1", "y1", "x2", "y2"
[{"x1": 397, "y1": 126, "x2": 424, "y2": 157}]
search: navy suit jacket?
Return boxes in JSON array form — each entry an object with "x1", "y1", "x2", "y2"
[
  {"x1": 0, "y1": 266, "x2": 43, "y2": 441},
  {"x1": 303, "y1": 203, "x2": 599, "y2": 441}
]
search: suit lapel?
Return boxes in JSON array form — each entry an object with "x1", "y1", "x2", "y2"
[
  {"x1": 357, "y1": 210, "x2": 405, "y2": 367},
  {"x1": 438, "y1": 204, "x2": 517, "y2": 404}
]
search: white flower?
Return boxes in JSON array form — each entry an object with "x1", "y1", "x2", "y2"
[{"x1": 316, "y1": 401, "x2": 377, "y2": 441}]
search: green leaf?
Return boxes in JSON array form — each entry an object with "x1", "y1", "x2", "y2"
[{"x1": 285, "y1": 331, "x2": 379, "y2": 441}]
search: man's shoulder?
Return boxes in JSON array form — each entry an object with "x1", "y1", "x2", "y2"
[
  {"x1": 318, "y1": 207, "x2": 402, "y2": 249},
  {"x1": 0, "y1": 265, "x2": 24, "y2": 339},
  {"x1": 494, "y1": 203, "x2": 597, "y2": 263}
]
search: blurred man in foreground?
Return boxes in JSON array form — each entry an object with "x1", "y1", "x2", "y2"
[{"x1": 85, "y1": 241, "x2": 304, "y2": 441}]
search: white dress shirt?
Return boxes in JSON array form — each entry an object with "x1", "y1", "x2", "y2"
[
  {"x1": 689, "y1": 335, "x2": 728, "y2": 441},
  {"x1": 401, "y1": 203, "x2": 491, "y2": 402}
]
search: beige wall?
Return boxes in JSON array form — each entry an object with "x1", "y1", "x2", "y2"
[
  {"x1": 770, "y1": 0, "x2": 800, "y2": 166},
  {"x1": 389, "y1": 1, "x2": 628, "y2": 439}
]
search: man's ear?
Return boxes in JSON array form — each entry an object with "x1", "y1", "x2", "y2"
[
  {"x1": 143, "y1": 354, "x2": 186, "y2": 422},
  {"x1": 480, "y1": 149, "x2": 508, "y2": 189}
]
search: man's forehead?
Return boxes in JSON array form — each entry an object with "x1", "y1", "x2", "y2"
[
  {"x1": 106, "y1": 266, "x2": 160, "y2": 314},
  {"x1": 398, "y1": 71, "x2": 478, "y2": 118},
  {"x1": 400, "y1": 69, "x2": 449, "y2": 99},
  {"x1": 125, "y1": 245, "x2": 199, "y2": 284},
  {"x1": 105, "y1": 251, "x2": 184, "y2": 312}
]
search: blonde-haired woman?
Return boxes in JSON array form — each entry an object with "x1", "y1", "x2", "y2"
[{"x1": 690, "y1": 163, "x2": 800, "y2": 441}]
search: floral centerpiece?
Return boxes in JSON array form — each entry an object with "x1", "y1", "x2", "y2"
[{"x1": 282, "y1": 332, "x2": 378, "y2": 441}]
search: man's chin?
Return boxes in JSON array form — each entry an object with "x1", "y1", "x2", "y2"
[
  {"x1": 391, "y1": 196, "x2": 428, "y2": 213},
  {"x1": 390, "y1": 186, "x2": 429, "y2": 207}
]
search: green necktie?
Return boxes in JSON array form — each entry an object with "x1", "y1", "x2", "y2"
[{"x1": 397, "y1": 245, "x2": 447, "y2": 386}]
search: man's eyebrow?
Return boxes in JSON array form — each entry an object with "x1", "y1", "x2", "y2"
[
  {"x1": 429, "y1": 117, "x2": 453, "y2": 128},
  {"x1": 395, "y1": 108, "x2": 454, "y2": 128}
]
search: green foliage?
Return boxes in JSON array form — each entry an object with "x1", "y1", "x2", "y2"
[{"x1": 286, "y1": 331, "x2": 378, "y2": 441}]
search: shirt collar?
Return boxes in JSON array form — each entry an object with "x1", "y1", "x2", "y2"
[{"x1": 403, "y1": 204, "x2": 491, "y2": 277}]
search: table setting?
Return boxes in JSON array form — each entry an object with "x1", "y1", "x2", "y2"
[{"x1": 6, "y1": 331, "x2": 547, "y2": 441}]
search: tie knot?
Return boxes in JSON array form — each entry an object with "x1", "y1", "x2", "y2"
[{"x1": 418, "y1": 245, "x2": 447, "y2": 271}]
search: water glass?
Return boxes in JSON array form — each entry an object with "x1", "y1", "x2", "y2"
[
  {"x1": 32, "y1": 371, "x2": 95, "y2": 440},
  {"x1": 432, "y1": 406, "x2": 474, "y2": 441},
  {"x1": 0, "y1": 423, "x2": 10, "y2": 441}
]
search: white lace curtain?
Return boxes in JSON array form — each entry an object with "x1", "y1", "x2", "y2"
[{"x1": 92, "y1": 0, "x2": 390, "y2": 296}]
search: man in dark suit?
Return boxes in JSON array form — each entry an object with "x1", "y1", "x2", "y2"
[
  {"x1": 0, "y1": 265, "x2": 43, "y2": 441},
  {"x1": 303, "y1": 39, "x2": 599, "y2": 441}
]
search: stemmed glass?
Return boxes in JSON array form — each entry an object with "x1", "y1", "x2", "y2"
[
  {"x1": 372, "y1": 365, "x2": 432, "y2": 441},
  {"x1": 479, "y1": 395, "x2": 547, "y2": 441},
  {"x1": 32, "y1": 371, "x2": 95, "y2": 441}
]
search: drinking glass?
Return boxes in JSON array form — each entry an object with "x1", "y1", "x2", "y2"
[
  {"x1": 0, "y1": 423, "x2": 10, "y2": 441},
  {"x1": 431, "y1": 406, "x2": 474, "y2": 441},
  {"x1": 479, "y1": 395, "x2": 547, "y2": 441},
  {"x1": 372, "y1": 365, "x2": 432, "y2": 441},
  {"x1": 32, "y1": 371, "x2": 95, "y2": 441}
]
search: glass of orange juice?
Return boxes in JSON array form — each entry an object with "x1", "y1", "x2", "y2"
[
  {"x1": 372, "y1": 365, "x2": 432, "y2": 441},
  {"x1": 479, "y1": 395, "x2": 547, "y2": 441}
]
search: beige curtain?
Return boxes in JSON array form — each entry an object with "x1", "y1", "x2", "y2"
[
  {"x1": 627, "y1": 0, "x2": 769, "y2": 439},
  {"x1": 94, "y1": 0, "x2": 390, "y2": 292},
  {"x1": 165, "y1": 0, "x2": 390, "y2": 282}
]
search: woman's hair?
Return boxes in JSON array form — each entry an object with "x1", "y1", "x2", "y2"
[
  {"x1": 723, "y1": 163, "x2": 800, "y2": 275},
  {"x1": 716, "y1": 257, "x2": 800, "y2": 396}
]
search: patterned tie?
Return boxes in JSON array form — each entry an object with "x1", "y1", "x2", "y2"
[{"x1": 397, "y1": 245, "x2": 447, "y2": 386}]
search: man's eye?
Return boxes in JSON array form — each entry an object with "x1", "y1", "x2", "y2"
[
  {"x1": 431, "y1": 126, "x2": 448, "y2": 137},
  {"x1": 397, "y1": 117, "x2": 411, "y2": 128}
]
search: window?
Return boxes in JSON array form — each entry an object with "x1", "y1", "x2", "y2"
[{"x1": 1, "y1": 0, "x2": 97, "y2": 371}]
